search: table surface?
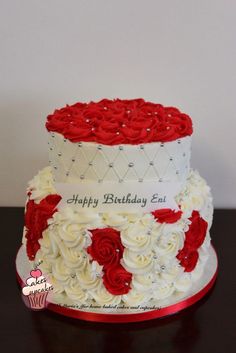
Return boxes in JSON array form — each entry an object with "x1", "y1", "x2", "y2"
[{"x1": 1, "y1": 208, "x2": 235, "y2": 353}]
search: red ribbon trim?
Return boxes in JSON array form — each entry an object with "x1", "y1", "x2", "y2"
[{"x1": 16, "y1": 245, "x2": 218, "y2": 323}]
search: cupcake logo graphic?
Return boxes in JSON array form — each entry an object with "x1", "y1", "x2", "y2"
[{"x1": 22, "y1": 268, "x2": 53, "y2": 310}]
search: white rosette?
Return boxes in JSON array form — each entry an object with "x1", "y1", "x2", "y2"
[
  {"x1": 154, "y1": 222, "x2": 185, "y2": 263},
  {"x1": 120, "y1": 220, "x2": 156, "y2": 253},
  {"x1": 64, "y1": 279, "x2": 88, "y2": 303},
  {"x1": 122, "y1": 249, "x2": 154, "y2": 275},
  {"x1": 122, "y1": 290, "x2": 152, "y2": 306},
  {"x1": 176, "y1": 170, "x2": 213, "y2": 220},
  {"x1": 78, "y1": 261, "x2": 103, "y2": 290},
  {"x1": 102, "y1": 213, "x2": 130, "y2": 230},
  {"x1": 90, "y1": 287, "x2": 122, "y2": 306},
  {"x1": 27, "y1": 166, "x2": 56, "y2": 202}
]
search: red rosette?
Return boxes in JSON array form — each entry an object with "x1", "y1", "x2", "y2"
[
  {"x1": 24, "y1": 194, "x2": 61, "y2": 260},
  {"x1": 102, "y1": 265, "x2": 132, "y2": 295},
  {"x1": 185, "y1": 210, "x2": 208, "y2": 249},
  {"x1": 176, "y1": 210, "x2": 208, "y2": 272},
  {"x1": 152, "y1": 208, "x2": 182, "y2": 224},
  {"x1": 176, "y1": 247, "x2": 199, "y2": 272},
  {"x1": 87, "y1": 228, "x2": 124, "y2": 267}
]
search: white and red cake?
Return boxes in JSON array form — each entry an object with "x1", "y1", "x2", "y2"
[{"x1": 22, "y1": 99, "x2": 213, "y2": 311}]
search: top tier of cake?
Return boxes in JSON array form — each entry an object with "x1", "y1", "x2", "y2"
[{"x1": 46, "y1": 99, "x2": 193, "y2": 184}]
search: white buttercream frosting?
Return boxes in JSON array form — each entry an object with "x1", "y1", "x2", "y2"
[
  {"x1": 23, "y1": 166, "x2": 213, "y2": 307},
  {"x1": 27, "y1": 166, "x2": 56, "y2": 203}
]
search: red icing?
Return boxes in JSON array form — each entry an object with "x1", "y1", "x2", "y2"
[
  {"x1": 176, "y1": 210, "x2": 208, "y2": 272},
  {"x1": 176, "y1": 248, "x2": 199, "y2": 272},
  {"x1": 46, "y1": 98, "x2": 193, "y2": 145},
  {"x1": 87, "y1": 228, "x2": 124, "y2": 268},
  {"x1": 24, "y1": 194, "x2": 61, "y2": 260},
  {"x1": 152, "y1": 208, "x2": 182, "y2": 224},
  {"x1": 103, "y1": 264, "x2": 132, "y2": 295},
  {"x1": 87, "y1": 227, "x2": 132, "y2": 295}
]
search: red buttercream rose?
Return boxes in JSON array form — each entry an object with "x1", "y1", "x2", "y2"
[
  {"x1": 87, "y1": 228, "x2": 124, "y2": 267},
  {"x1": 176, "y1": 247, "x2": 199, "y2": 272},
  {"x1": 87, "y1": 227, "x2": 133, "y2": 295},
  {"x1": 152, "y1": 208, "x2": 182, "y2": 224},
  {"x1": 176, "y1": 210, "x2": 208, "y2": 272},
  {"x1": 46, "y1": 98, "x2": 193, "y2": 145},
  {"x1": 24, "y1": 194, "x2": 61, "y2": 260},
  {"x1": 102, "y1": 265, "x2": 132, "y2": 295},
  {"x1": 185, "y1": 211, "x2": 208, "y2": 249}
]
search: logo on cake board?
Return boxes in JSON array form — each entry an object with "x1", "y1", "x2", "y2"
[{"x1": 21, "y1": 260, "x2": 53, "y2": 310}]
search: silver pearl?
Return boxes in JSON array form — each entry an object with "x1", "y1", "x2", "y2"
[
  {"x1": 128, "y1": 162, "x2": 134, "y2": 167},
  {"x1": 97, "y1": 145, "x2": 102, "y2": 150},
  {"x1": 149, "y1": 161, "x2": 154, "y2": 166},
  {"x1": 169, "y1": 157, "x2": 173, "y2": 161},
  {"x1": 58, "y1": 152, "x2": 62, "y2": 157},
  {"x1": 176, "y1": 171, "x2": 179, "y2": 175},
  {"x1": 66, "y1": 172, "x2": 69, "y2": 176},
  {"x1": 119, "y1": 146, "x2": 123, "y2": 150},
  {"x1": 64, "y1": 139, "x2": 67, "y2": 142},
  {"x1": 78, "y1": 143, "x2": 82, "y2": 147},
  {"x1": 138, "y1": 178, "x2": 143, "y2": 183},
  {"x1": 178, "y1": 140, "x2": 181, "y2": 144},
  {"x1": 109, "y1": 162, "x2": 113, "y2": 168},
  {"x1": 72, "y1": 158, "x2": 75, "y2": 162},
  {"x1": 160, "y1": 143, "x2": 164, "y2": 147},
  {"x1": 159, "y1": 178, "x2": 163, "y2": 182},
  {"x1": 80, "y1": 175, "x2": 85, "y2": 180},
  {"x1": 140, "y1": 145, "x2": 144, "y2": 150},
  {"x1": 89, "y1": 161, "x2": 93, "y2": 166},
  {"x1": 54, "y1": 166, "x2": 57, "y2": 170}
]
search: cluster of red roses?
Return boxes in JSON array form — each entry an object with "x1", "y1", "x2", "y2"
[
  {"x1": 87, "y1": 228, "x2": 132, "y2": 295},
  {"x1": 176, "y1": 210, "x2": 208, "y2": 272},
  {"x1": 46, "y1": 98, "x2": 193, "y2": 145},
  {"x1": 24, "y1": 194, "x2": 61, "y2": 260},
  {"x1": 152, "y1": 208, "x2": 208, "y2": 272}
]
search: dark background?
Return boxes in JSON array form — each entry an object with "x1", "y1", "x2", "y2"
[{"x1": 1, "y1": 208, "x2": 235, "y2": 353}]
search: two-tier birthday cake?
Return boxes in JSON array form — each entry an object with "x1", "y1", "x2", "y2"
[{"x1": 18, "y1": 98, "x2": 217, "y2": 321}]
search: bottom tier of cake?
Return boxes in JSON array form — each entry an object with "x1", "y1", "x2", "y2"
[{"x1": 22, "y1": 167, "x2": 213, "y2": 308}]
